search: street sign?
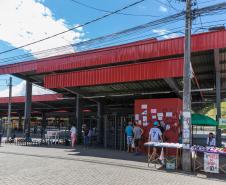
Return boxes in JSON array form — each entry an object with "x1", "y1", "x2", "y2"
[{"x1": 204, "y1": 152, "x2": 219, "y2": 173}]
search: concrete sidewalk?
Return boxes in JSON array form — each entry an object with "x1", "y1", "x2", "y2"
[
  {"x1": 0, "y1": 144, "x2": 225, "y2": 185},
  {"x1": 0, "y1": 144, "x2": 148, "y2": 169}
]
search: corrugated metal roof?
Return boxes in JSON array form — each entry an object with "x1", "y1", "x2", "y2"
[
  {"x1": 36, "y1": 30, "x2": 226, "y2": 73},
  {"x1": 44, "y1": 58, "x2": 183, "y2": 89},
  {"x1": 0, "y1": 30, "x2": 226, "y2": 75}
]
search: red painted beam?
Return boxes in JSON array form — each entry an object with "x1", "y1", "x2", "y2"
[
  {"x1": 44, "y1": 58, "x2": 183, "y2": 89},
  {"x1": 0, "y1": 94, "x2": 63, "y2": 104}
]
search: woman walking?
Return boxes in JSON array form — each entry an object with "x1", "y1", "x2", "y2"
[{"x1": 70, "y1": 125, "x2": 77, "y2": 148}]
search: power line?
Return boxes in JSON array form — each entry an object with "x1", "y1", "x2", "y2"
[
  {"x1": 0, "y1": 0, "x2": 146, "y2": 55},
  {"x1": 195, "y1": 0, "x2": 204, "y2": 31},
  {"x1": 154, "y1": 0, "x2": 181, "y2": 12},
  {"x1": 69, "y1": 0, "x2": 160, "y2": 17},
  {"x1": 0, "y1": 19, "x2": 223, "y2": 65},
  {"x1": 0, "y1": 2, "x2": 226, "y2": 64},
  {"x1": 166, "y1": 0, "x2": 183, "y2": 12},
  {"x1": 0, "y1": 11, "x2": 185, "y2": 64}
]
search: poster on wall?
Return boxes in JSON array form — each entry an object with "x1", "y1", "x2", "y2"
[
  {"x1": 204, "y1": 152, "x2": 219, "y2": 173},
  {"x1": 152, "y1": 115, "x2": 157, "y2": 119},
  {"x1": 141, "y1": 104, "x2": 147, "y2": 109},
  {"x1": 143, "y1": 116, "x2": 147, "y2": 122},
  {"x1": 135, "y1": 114, "x2": 139, "y2": 121},
  {"x1": 143, "y1": 121, "x2": 148, "y2": 126},
  {"x1": 166, "y1": 112, "x2": 173, "y2": 117},
  {"x1": 182, "y1": 111, "x2": 191, "y2": 144},
  {"x1": 141, "y1": 110, "x2": 147, "y2": 115},
  {"x1": 151, "y1": 109, "x2": 157, "y2": 114},
  {"x1": 157, "y1": 113, "x2": 163, "y2": 117}
]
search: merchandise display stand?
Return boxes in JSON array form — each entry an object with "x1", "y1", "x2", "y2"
[
  {"x1": 191, "y1": 148, "x2": 226, "y2": 174},
  {"x1": 145, "y1": 142, "x2": 183, "y2": 169}
]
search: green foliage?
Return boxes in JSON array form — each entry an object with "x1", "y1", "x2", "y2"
[{"x1": 205, "y1": 102, "x2": 226, "y2": 119}]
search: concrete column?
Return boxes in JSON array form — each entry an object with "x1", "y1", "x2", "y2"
[
  {"x1": 97, "y1": 102, "x2": 103, "y2": 145},
  {"x1": 18, "y1": 114, "x2": 22, "y2": 131},
  {"x1": 41, "y1": 112, "x2": 47, "y2": 140},
  {"x1": 103, "y1": 115, "x2": 108, "y2": 148},
  {"x1": 0, "y1": 116, "x2": 2, "y2": 133},
  {"x1": 214, "y1": 49, "x2": 222, "y2": 146},
  {"x1": 24, "y1": 81, "x2": 32, "y2": 137},
  {"x1": 76, "y1": 94, "x2": 83, "y2": 144}
]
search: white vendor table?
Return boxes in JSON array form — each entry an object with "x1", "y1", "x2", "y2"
[{"x1": 144, "y1": 142, "x2": 183, "y2": 169}]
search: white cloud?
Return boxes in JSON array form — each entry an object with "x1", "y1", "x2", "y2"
[
  {"x1": 0, "y1": 0, "x2": 84, "y2": 58},
  {"x1": 137, "y1": 5, "x2": 146, "y2": 10},
  {"x1": 159, "y1": 5, "x2": 168, "y2": 12},
  {"x1": 153, "y1": 29, "x2": 179, "y2": 39},
  {"x1": 0, "y1": 81, "x2": 55, "y2": 97}
]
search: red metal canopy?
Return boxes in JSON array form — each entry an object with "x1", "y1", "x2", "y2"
[
  {"x1": 44, "y1": 58, "x2": 183, "y2": 88},
  {"x1": 35, "y1": 30, "x2": 226, "y2": 73},
  {"x1": 0, "y1": 30, "x2": 226, "y2": 75}
]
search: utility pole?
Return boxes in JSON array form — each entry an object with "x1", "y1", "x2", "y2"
[
  {"x1": 6, "y1": 77, "x2": 12, "y2": 141},
  {"x1": 182, "y1": 0, "x2": 192, "y2": 171}
]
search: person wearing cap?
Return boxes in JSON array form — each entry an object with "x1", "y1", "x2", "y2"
[
  {"x1": 149, "y1": 121, "x2": 163, "y2": 159},
  {"x1": 125, "y1": 121, "x2": 134, "y2": 152}
]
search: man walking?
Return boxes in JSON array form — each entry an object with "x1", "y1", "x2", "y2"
[
  {"x1": 133, "y1": 122, "x2": 143, "y2": 154},
  {"x1": 125, "y1": 121, "x2": 133, "y2": 152}
]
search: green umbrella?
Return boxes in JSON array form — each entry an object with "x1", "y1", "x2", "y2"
[{"x1": 191, "y1": 114, "x2": 218, "y2": 126}]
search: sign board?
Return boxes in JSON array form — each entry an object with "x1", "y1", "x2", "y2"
[
  {"x1": 182, "y1": 111, "x2": 191, "y2": 144},
  {"x1": 204, "y1": 152, "x2": 219, "y2": 173},
  {"x1": 219, "y1": 118, "x2": 226, "y2": 126}
]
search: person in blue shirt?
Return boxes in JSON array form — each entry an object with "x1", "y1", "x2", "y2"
[{"x1": 125, "y1": 121, "x2": 134, "y2": 152}]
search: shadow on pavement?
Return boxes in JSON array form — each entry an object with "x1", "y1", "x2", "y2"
[
  {"x1": 67, "y1": 146, "x2": 146, "y2": 163},
  {"x1": 4, "y1": 144, "x2": 226, "y2": 182}
]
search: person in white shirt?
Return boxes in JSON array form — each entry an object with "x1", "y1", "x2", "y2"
[
  {"x1": 70, "y1": 125, "x2": 77, "y2": 148},
  {"x1": 206, "y1": 132, "x2": 216, "y2": 147},
  {"x1": 149, "y1": 121, "x2": 163, "y2": 160}
]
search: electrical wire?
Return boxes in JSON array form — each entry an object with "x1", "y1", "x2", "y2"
[
  {"x1": 154, "y1": 0, "x2": 181, "y2": 12},
  {"x1": 0, "y1": 12, "x2": 185, "y2": 64},
  {"x1": 195, "y1": 0, "x2": 204, "y2": 31},
  {"x1": 69, "y1": 0, "x2": 160, "y2": 17},
  {"x1": 0, "y1": 0, "x2": 146, "y2": 55},
  {"x1": 0, "y1": 2, "x2": 226, "y2": 65}
]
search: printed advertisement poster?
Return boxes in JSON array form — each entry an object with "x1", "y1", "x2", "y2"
[
  {"x1": 142, "y1": 116, "x2": 147, "y2": 122},
  {"x1": 204, "y1": 152, "x2": 219, "y2": 173},
  {"x1": 151, "y1": 109, "x2": 157, "y2": 114},
  {"x1": 141, "y1": 104, "x2": 147, "y2": 109},
  {"x1": 135, "y1": 114, "x2": 139, "y2": 121},
  {"x1": 157, "y1": 113, "x2": 163, "y2": 117},
  {"x1": 141, "y1": 110, "x2": 147, "y2": 115},
  {"x1": 166, "y1": 112, "x2": 173, "y2": 117}
]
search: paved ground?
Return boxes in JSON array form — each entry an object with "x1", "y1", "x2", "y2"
[{"x1": 0, "y1": 145, "x2": 225, "y2": 185}]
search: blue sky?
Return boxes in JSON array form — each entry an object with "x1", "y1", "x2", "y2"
[{"x1": 0, "y1": 0, "x2": 225, "y2": 93}]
